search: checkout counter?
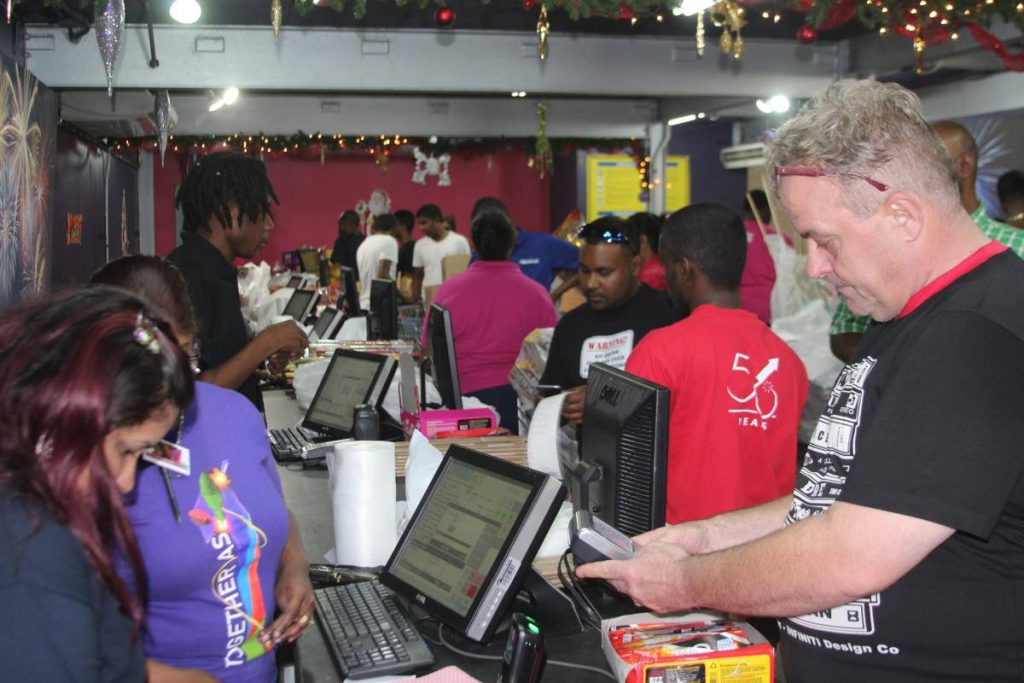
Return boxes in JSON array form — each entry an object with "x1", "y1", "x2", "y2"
[{"x1": 265, "y1": 389, "x2": 614, "y2": 682}]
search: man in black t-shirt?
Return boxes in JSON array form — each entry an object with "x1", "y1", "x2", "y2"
[
  {"x1": 539, "y1": 216, "x2": 677, "y2": 425},
  {"x1": 578, "y1": 79, "x2": 1024, "y2": 683},
  {"x1": 330, "y1": 209, "x2": 364, "y2": 279},
  {"x1": 168, "y1": 152, "x2": 307, "y2": 411}
]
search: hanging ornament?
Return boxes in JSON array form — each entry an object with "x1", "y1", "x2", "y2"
[
  {"x1": 320, "y1": 144, "x2": 326, "y2": 166},
  {"x1": 710, "y1": 1, "x2": 746, "y2": 60},
  {"x1": 412, "y1": 147, "x2": 452, "y2": 186},
  {"x1": 435, "y1": 6, "x2": 456, "y2": 28},
  {"x1": 534, "y1": 102, "x2": 553, "y2": 179},
  {"x1": 913, "y1": 32, "x2": 926, "y2": 75},
  {"x1": 696, "y1": 10, "x2": 706, "y2": 57},
  {"x1": 796, "y1": 24, "x2": 817, "y2": 44},
  {"x1": 154, "y1": 90, "x2": 173, "y2": 167},
  {"x1": 536, "y1": 5, "x2": 550, "y2": 61},
  {"x1": 95, "y1": 0, "x2": 125, "y2": 97},
  {"x1": 375, "y1": 151, "x2": 390, "y2": 174},
  {"x1": 527, "y1": 156, "x2": 535, "y2": 168},
  {"x1": 522, "y1": 0, "x2": 538, "y2": 9},
  {"x1": 618, "y1": 4, "x2": 635, "y2": 20},
  {"x1": 271, "y1": 0, "x2": 283, "y2": 41},
  {"x1": 6, "y1": 0, "x2": 13, "y2": 24}
]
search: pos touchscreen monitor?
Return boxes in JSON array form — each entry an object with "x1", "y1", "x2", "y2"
[
  {"x1": 426, "y1": 303, "x2": 462, "y2": 409},
  {"x1": 368, "y1": 279, "x2": 399, "y2": 341},
  {"x1": 380, "y1": 445, "x2": 565, "y2": 643}
]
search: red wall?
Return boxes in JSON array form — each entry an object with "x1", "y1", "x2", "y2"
[{"x1": 153, "y1": 150, "x2": 552, "y2": 261}]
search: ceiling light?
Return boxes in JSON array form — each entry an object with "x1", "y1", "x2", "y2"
[
  {"x1": 170, "y1": 0, "x2": 201, "y2": 24},
  {"x1": 756, "y1": 95, "x2": 790, "y2": 114},
  {"x1": 511, "y1": 91, "x2": 527, "y2": 98},
  {"x1": 222, "y1": 86, "x2": 239, "y2": 105},
  {"x1": 673, "y1": 0, "x2": 715, "y2": 16},
  {"x1": 208, "y1": 97, "x2": 225, "y2": 112},
  {"x1": 668, "y1": 113, "x2": 698, "y2": 126},
  {"x1": 768, "y1": 94, "x2": 790, "y2": 113}
]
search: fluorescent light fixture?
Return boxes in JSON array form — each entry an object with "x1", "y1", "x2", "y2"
[
  {"x1": 222, "y1": 86, "x2": 239, "y2": 105},
  {"x1": 208, "y1": 97, "x2": 225, "y2": 112},
  {"x1": 672, "y1": 0, "x2": 715, "y2": 16},
  {"x1": 170, "y1": 0, "x2": 201, "y2": 24},
  {"x1": 668, "y1": 113, "x2": 698, "y2": 126},
  {"x1": 768, "y1": 94, "x2": 790, "y2": 113},
  {"x1": 756, "y1": 95, "x2": 791, "y2": 114},
  {"x1": 511, "y1": 91, "x2": 527, "y2": 98}
]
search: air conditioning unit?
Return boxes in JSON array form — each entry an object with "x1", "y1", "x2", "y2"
[{"x1": 720, "y1": 142, "x2": 766, "y2": 170}]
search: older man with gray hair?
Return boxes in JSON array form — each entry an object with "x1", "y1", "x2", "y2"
[{"x1": 578, "y1": 79, "x2": 1024, "y2": 682}]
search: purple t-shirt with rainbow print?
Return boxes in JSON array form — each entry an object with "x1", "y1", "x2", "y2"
[{"x1": 127, "y1": 382, "x2": 289, "y2": 683}]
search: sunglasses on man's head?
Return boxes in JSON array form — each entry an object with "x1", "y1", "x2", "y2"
[
  {"x1": 576, "y1": 225, "x2": 629, "y2": 244},
  {"x1": 775, "y1": 165, "x2": 890, "y2": 192}
]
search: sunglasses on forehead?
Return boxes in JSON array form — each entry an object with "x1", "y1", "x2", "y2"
[
  {"x1": 775, "y1": 166, "x2": 890, "y2": 192},
  {"x1": 575, "y1": 224, "x2": 629, "y2": 244}
]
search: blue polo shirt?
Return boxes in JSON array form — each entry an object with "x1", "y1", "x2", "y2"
[{"x1": 472, "y1": 227, "x2": 579, "y2": 290}]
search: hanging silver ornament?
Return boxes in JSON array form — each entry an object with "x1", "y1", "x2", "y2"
[
  {"x1": 154, "y1": 90, "x2": 172, "y2": 167},
  {"x1": 95, "y1": 0, "x2": 125, "y2": 97}
]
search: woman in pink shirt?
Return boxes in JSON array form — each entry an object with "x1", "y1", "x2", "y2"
[{"x1": 423, "y1": 209, "x2": 558, "y2": 432}]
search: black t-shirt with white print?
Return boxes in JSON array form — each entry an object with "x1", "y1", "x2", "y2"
[{"x1": 781, "y1": 246, "x2": 1024, "y2": 683}]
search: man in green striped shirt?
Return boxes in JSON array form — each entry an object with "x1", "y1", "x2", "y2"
[{"x1": 829, "y1": 120, "x2": 1024, "y2": 362}]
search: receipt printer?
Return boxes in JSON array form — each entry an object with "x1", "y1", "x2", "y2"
[{"x1": 497, "y1": 612, "x2": 546, "y2": 683}]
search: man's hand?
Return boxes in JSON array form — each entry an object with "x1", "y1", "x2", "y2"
[
  {"x1": 634, "y1": 521, "x2": 713, "y2": 556},
  {"x1": 264, "y1": 320, "x2": 309, "y2": 357},
  {"x1": 263, "y1": 563, "x2": 315, "y2": 647},
  {"x1": 561, "y1": 385, "x2": 586, "y2": 425},
  {"x1": 575, "y1": 541, "x2": 696, "y2": 614}
]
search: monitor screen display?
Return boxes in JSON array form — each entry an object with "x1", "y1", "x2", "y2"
[
  {"x1": 388, "y1": 458, "x2": 533, "y2": 616},
  {"x1": 427, "y1": 303, "x2": 462, "y2": 409},
  {"x1": 305, "y1": 350, "x2": 386, "y2": 432},
  {"x1": 311, "y1": 307, "x2": 341, "y2": 340},
  {"x1": 282, "y1": 290, "x2": 315, "y2": 320},
  {"x1": 286, "y1": 275, "x2": 304, "y2": 289},
  {"x1": 298, "y1": 248, "x2": 321, "y2": 274},
  {"x1": 381, "y1": 446, "x2": 565, "y2": 643}
]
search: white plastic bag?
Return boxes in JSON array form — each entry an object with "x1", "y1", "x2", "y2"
[{"x1": 237, "y1": 262, "x2": 278, "y2": 334}]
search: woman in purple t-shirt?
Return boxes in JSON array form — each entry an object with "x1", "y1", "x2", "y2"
[{"x1": 93, "y1": 256, "x2": 314, "y2": 683}]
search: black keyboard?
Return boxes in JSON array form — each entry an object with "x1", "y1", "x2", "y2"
[
  {"x1": 268, "y1": 426, "x2": 315, "y2": 461},
  {"x1": 314, "y1": 581, "x2": 435, "y2": 679}
]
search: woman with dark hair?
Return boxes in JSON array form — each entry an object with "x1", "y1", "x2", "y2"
[
  {"x1": 91, "y1": 255, "x2": 313, "y2": 683},
  {"x1": 421, "y1": 211, "x2": 558, "y2": 433},
  {"x1": 0, "y1": 287, "x2": 194, "y2": 681}
]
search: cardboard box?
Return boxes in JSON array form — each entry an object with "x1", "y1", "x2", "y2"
[{"x1": 601, "y1": 611, "x2": 774, "y2": 683}]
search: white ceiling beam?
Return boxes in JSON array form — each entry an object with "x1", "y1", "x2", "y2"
[
  {"x1": 60, "y1": 90, "x2": 657, "y2": 137},
  {"x1": 27, "y1": 24, "x2": 840, "y2": 98}
]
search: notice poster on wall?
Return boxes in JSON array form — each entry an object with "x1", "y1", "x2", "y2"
[{"x1": 586, "y1": 154, "x2": 690, "y2": 219}]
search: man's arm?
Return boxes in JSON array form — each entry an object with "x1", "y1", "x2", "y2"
[
  {"x1": 635, "y1": 495, "x2": 792, "y2": 555},
  {"x1": 578, "y1": 500, "x2": 953, "y2": 616},
  {"x1": 377, "y1": 259, "x2": 394, "y2": 279},
  {"x1": 200, "y1": 321, "x2": 308, "y2": 391},
  {"x1": 549, "y1": 272, "x2": 579, "y2": 302}
]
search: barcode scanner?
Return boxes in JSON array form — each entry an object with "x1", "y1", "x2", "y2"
[{"x1": 497, "y1": 612, "x2": 546, "y2": 683}]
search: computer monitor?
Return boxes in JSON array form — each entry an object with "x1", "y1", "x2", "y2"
[
  {"x1": 286, "y1": 274, "x2": 304, "y2": 290},
  {"x1": 303, "y1": 348, "x2": 398, "y2": 439},
  {"x1": 298, "y1": 248, "x2": 321, "y2": 274},
  {"x1": 337, "y1": 266, "x2": 361, "y2": 317},
  {"x1": 427, "y1": 303, "x2": 462, "y2": 409},
  {"x1": 310, "y1": 306, "x2": 343, "y2": 342},
  {"x1": 575, "y1": 362, "x2": 669, "y2": 537},
  {"x1": 368, "y1": 279, "x2": 399, "y2": 341},
  {"x1": 380, "y1": 445, "x2": 565, "y2": 643},
  {"x1": 281, "y1": 289, "x2": 319, "y2": 322}
]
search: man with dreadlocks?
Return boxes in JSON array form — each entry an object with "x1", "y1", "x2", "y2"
[{"x1": 168, "y1": 152, "x2": 307, "y2": 412}]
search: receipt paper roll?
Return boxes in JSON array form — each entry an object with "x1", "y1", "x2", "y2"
[
  {"x1": 527, "y1": 391, "x2": 568, "y2": 480},
  {"x1": 327, "y1": 440, "x2": 397, "y2": 567}
]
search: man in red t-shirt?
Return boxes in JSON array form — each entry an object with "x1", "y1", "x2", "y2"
[{"x1": 626, "y1": 203, "x2": 808, "y2": 524}]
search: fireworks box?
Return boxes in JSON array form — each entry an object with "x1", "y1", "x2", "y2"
[{"x1": 601, "y1": 611, "x2": 774, "y2": 683}]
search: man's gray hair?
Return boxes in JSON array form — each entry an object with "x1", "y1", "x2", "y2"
[{"x1": 765, "y1": 79, "x2": 960, "y2": 217}]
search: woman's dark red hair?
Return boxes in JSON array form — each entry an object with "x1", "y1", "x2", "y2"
[{"x1": 0, "y1": 287, "x2": 194, "y2": 628}]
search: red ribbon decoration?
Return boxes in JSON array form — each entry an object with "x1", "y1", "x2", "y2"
[{"x1": 966, "y1": 22, "x2": 1024, "y2": 72}]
